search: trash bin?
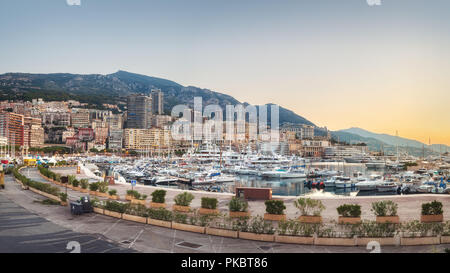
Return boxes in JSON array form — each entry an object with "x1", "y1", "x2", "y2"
[
  {"x1": 80, "y1": 196, "x2": 93, "y2": 213},
  {"x1": 70, "y1": 201, "x2": 83, "y2": 215}
]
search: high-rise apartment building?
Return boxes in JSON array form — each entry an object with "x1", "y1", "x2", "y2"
[
  {"x1": 24, "y1": 116, "x2": 44, "y2": 147},
  {"x1": 0, "y1": 112, "x2": 24, "y2": 146},
  {"x1": 126, "y1": 94, "x2": 152, "y2": 129},
  {"x1": 151, "y1": 89, "x2": 164, "y2": 115}
]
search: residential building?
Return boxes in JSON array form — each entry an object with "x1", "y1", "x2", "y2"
[
  {"x1": 151, "y1": 88, "x2": 164, "y2": 115},
  {"x1": 71, "y1": 108, "x2": 90, "y2": 128},
  {"x1": 108, "y1": 129, "x2": 123, "y2": 150},
  {"x1": 0, "y1": 112, "x2": 24, "y2": 146},
  {"x1": 126, "y1": 94, "x2": 152, "y2": 129}
]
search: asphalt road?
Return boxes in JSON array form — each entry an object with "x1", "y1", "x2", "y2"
[{"x1": 0, "y1": 193, "x2": 135, "y2": 253}]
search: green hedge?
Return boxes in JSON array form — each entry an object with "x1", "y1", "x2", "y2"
[
  {"x1": 14, "y1": 166, "x2": 59, "y2": 196},
  {"x1": 264, "y1": 200, "x2": 286, "y2": 215},
  {"x1": 201, "y1": 197, "x2": 218, "y2": 209},
  {"x1": 151, "y1": 189, "x2": 166, "y2": 204}
]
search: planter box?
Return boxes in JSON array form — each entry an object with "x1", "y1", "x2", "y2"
[
  {"x1": 29, "y1": 187, "x2": 61, "y2": 202},
  {"x1": 131, "y1": 199, "x2": 147, "y2": 205},
  {"x1": 206, "y1": 227, "x2": 238, "y2": 238},
  {"x1": 299, "y1": 215, "x2": 322, "y2": 224},
  {"x1": 125, "y1": 195, "x2": 134, "y2": 201},
  {"x1": 148, "y1": 218, "x2": 172, "y2": 228},
  {"x1": 104, "y1": 209, "x2": 122, "y2": 219},
  {"x1": 356, "y1": 237, "x2": 397, "y2": 246},
  {"x1": 264, "y1": 213, "x2": 286, "y2": 221},
  {"x1": 229, "y1": 211, "x2": 250, "y2": 218},
  {"x1": 66, "y1": 184, "x2": 73, "y2": 189},
  {"x1": 80, "y1": 188, "x2": 88, "y2": 193},
  {"x1": 338, "y1": 216, "x2": 361, "y2": 225},
  {"x1": 150, "y1": 202, "x2": 166, "y2": 209},
  {"x1": 97, "y1": 192, "x2": 109, "y2": 198},
  {"x1": 239, "y1": 232, "x2": 275, "y2": 242},
  {"x1": 275, "y1": 235, "x2": 314, "y2": 245},
  {"x1": 73, "y1": 187, "x2": 81, "y2": 192},
  {"x1": 420, "y1": 214, "x2": 443, "y2": 223},
  {"x1": 199, "y1": 208, "x2": 219, "y2": 216},
  {"x1": 173, "y1": 205, "x2": 191, "y2": 213},
  {"x1": 122, "y1": 213, "x2": 147, "y2": 224},
  {"x1": 376, "y1": 216, "x2": 400, "y2": 224},
  {"x1": 401, "y1": 237, "x2": 440, "y2": 246},
  {"x1": 93, "y1": 207, "x2": 104, "y2": 214},
  {"x1": 108, "y1": 195, "x2": 119, "y2": 200},
  {"x1": 89, "y1": 191, "x2": 98, "y2": 196},
  {"x1": 172, "y1": 222, "x2": 206, "y2": 234},
  {"x1": 315, "y1": 237, "x2": 356, "y2": 246},
  {"x1": 441, "y1": 236, "x2": 450, "y2": 244}
]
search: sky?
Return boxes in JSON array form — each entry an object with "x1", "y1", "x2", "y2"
[{"x1": 0, "y1": 0, "x2": 449, "y2": 145}]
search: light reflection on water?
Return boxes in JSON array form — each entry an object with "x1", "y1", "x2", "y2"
[
  {"x1": 230, "y1": 163, "x2": 386, "y2": 197},
  {"x1": 104, "y1": 162, "x2": 389, "y2": 197}
]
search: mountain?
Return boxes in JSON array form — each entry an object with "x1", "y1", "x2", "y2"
[
  {"x1": 337, "y1": 127, "x2": 449, "y2": 157},
  {"x1": 0, "y1": 71, "x2": 314, "y2": 126}
]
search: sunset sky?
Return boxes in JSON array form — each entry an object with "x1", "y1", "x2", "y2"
[{"x1": 0, "y1": 0, "x2": 449, "y2": 145}]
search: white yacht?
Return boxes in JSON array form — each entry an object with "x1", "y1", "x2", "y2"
[
  {"x1": 333, "y1": 176, "x2": 354, "y2": 188},
  {"x1": 376, "y1": 181, "x2": 398, "y2": 192},
  {"x1": 260, "y1": 167, "x2": 306, "y2": 179},
  {"x1": 356, "y1": 180, "x2": 378, "y2": 191},
  {"x1": 365, "y1": 160, "x2": 386, "y2": 169}
]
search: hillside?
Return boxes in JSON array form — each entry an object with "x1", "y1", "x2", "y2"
[
  {"x1": 0, "y1": 71, "x2": 314, "y2": 126},
  {"x1": 336, "y1": 127, "x2": 447, "y2": 157}
]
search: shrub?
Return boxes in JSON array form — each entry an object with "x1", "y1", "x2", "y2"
[
  {"x1": 54, "y1": 173, "x2": 61, "y2": 182},
  {"x1": 68, "y1": 175, "x2": 76, "y2": 185},
  {"x1": 80, "y1": 179, "x2": 89, "y2": 189},
  {"x1": 137, "y1": 194, "x2": 147, "y2": 201},
  {"x1": 108, "y1": 189, "x2": 117, "y2": 196},
  {"x1": 401, "y1": 220, "x2": 444, "y2": 237},
  {"x1": 264, "y1": 200, "x2": 286, "y2": 215},
  {"x1": 89, "y1": 182, "x2": 99, "y2": 191},
  {"x1": 173, "y1": 212, "x2": 188, "y2": 224},
  {"x1": 151, "y1": 189, "x2": 166, "y2": 204},
  {"x1": 277, "y1": 220, "x2": 320, "y2": 237},
  {"x1": 127, "y1": 190, "x2": 139, "y2": 198},
  {"x1": 72, "y1": 179, "x2": 80, "y2": 187},
  {"x1": 294, "y1": 198, "x2": 325, "y2": 216},
  {"x1": 174, "y1": 192, "x2": 195, "y2": 206},
  {"x1": 248, "y1": 216, "x2": 275, "y2": 235},
  {"x1": 337, "y1": 204, "x2": 361, "y2": 218},
  {"x1": 422, "y1": 200, "x2": 443, "y2": 215},
  {"x1": 125, "y1": 204, "x2": 148, "y2": 217},
  {"x1": 228, "y1": 197, "x2": 248, "y2": 212},
  {"x1": 59, "y1": 193, "x2": 68, "y2": 202},
  {"x1": 104, "y1": 200, "x2": 129, "y2": 213},
  {"x1": 354, "y1": 221, "x2": 399, "y2": 238},
  {"x1": 148, "y1": 208, "x2": 173, "y2": 221},
  {"x1": 201, "y1": 197, "x2": 218, "y2": 209},
  {"x1": 98, "y1": 182, "x2": 109, "y2": 193},
  {"x1": 371, "y1": 200, "x2": 398, "y2": 217}
]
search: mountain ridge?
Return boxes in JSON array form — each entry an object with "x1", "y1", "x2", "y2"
[{"x1": 0, "y1": 70, "x2": 315, "y2": 126}]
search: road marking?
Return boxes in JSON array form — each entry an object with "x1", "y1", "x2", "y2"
[
  {"x1": 170, "y1": 229, "x2": 177, "y2": 253},
  {"x1": 101, "y1": 218, "x2": 121, "y2": 237},
  {"x1": 128, "y1": 228, "x2": 144, "y2": 249}
]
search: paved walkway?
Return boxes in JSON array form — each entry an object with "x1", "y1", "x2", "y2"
[
  {"x1": 1, "y1": 171, "x2": 449, "y2": 253},
  {"x1": 0, "y1": 189, "x2": 134, "y2": 253}
]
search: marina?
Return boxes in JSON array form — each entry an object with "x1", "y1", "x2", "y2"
[{"x1": 63, "y1": 143, "x2": 450, "y2": 198}]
